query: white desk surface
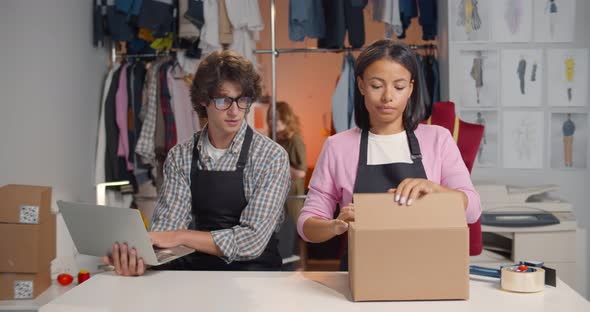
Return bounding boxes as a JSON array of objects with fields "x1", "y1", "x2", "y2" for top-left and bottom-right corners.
[{"x1": 38, "y1": 271, "x2": 589, "y2": 312}]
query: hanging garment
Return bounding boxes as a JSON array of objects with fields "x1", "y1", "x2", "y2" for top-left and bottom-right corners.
[
  {"x1": 415, "y1": 55, "x2": 431, "y2": 114},
  {"x1": 115, "y1": 0, "x2": 143, "y2": 18},
  {"x1": 184, "y1": 0, "x2": 205, "y2": 29},
  {"x1": 128, "y1": 62, "x2": 151, "y2": 184},
  {"x1": 150, "y1": 32, "x2": 174, "y2": 50},
  {"x1": 332, "y1": 55, "x2": 352, "y2": 133},
  {"x1": 105, "y1": 65, "x2": 124, "y2": 182},
  {"x1": 432, "y1": 57, "x2": 440, "y2": 105},
  {"x1": 138, "y1": 0, "x2": 174, "y2": 38},
  {"x1": 167, "y1": 66, "x2": 200, "y2": 144},
  {"x1": 106, "y1": 1, "x2": 135, "y2": 42},
  {"x1": 347, "y1": 54, "x2": 356, "y2": 129},
  {"x1": 94, "y1": 0, "x2": 108, "y2": 47},
  {"x1": 96, "y1": 63, "x2": 122, "y2": 184},
  {"x1": 517, "y1": 58, "x2": 526, "y2": 95},
  {"x1": 157, "y1": 63, "x2": 177, "y2": 153},
  {"x1": 504, "y1": 0, "x2": 523, "y2": 34},
  {"x1": 288, "y1": 0, "x2": 326, "y2": 41},
  {"x1": 318, "y1": 0, "x2": 367, "y2": 49},
  {"x1": 418, "y1": 0, "x2": 437, "y2": 40},
  {"x1": 372, "y1": 0, "x2": 403, "y2": 38},
  {"x1": 178, "y1": 0, "x2": 201, "y2": 38},
  {"x1": 225, "y1": 0, "x2": 264, "y2": 68},
  {"x1": 397, "y1": 0, "x2": 417, "y2": 39},
  {"x1": 136, "y1": 59, "x2": 167, "y2": 166},
  {"x1": 422, "y1": 54, "x2": 438, "y2": 119},
  {"x1": 531, "y1": 62, "x2": 537, "y2": 82},
  {"x1": 115, "y1": 64, "x2": 134, "y2": 170},
  {"x1": 218, "y1": 0, "x2": 233, "y2": 45}
]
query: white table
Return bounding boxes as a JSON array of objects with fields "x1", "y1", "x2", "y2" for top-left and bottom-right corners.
[{"x1": 39, "y1": 271, "x2": 590, "y2": 312}]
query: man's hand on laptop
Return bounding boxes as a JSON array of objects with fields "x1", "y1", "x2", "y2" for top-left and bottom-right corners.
[{"x1": 103, "y1": 242, "x2": 147, "y2": 276}]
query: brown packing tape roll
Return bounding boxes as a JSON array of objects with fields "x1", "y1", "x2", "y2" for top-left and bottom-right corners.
[{"x1": 500, "y1": 267, "x2": 545, "y2": 293}]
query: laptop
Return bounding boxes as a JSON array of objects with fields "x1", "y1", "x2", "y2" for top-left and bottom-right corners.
[{"x1": 57, "y1": 200, "x2": 194, "y2": 266}]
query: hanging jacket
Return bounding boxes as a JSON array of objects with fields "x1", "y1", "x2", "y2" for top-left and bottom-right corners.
[
  {"x1": 289, "y1": 0, "x2": 326, "y2": 41},
  {"x1": 318, "y1": 0, "x2": 367, "y2": 49}
]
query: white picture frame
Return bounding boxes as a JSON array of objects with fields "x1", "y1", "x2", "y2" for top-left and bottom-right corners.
[
  {"x1": 450, "y1": 0, "x2": 491, "y2": 42},
  {"x1": 533, "y1": 0, "x2": 576, "y2": 42},
  {"x1": 550, "y1": 112, "x2": 588, "y2": 169},
  {"x1": 453, "y1": 49, "x2": 499, "y2": 108},
  {"x1": 547, "y1": 49, "x2": 589, "y2": 107},
  {"x1": 460, "y1": 110, "x2": 499, "y2": 167},
  {"x1": 502, "y1": 111, "x2": 544, "y2": 168},
  {"x1": 501, "y1": 49, "x2": 544, "y2": 107},
  {"x1": 491, "y1": 0, "x2": 533, "y2": 42}
]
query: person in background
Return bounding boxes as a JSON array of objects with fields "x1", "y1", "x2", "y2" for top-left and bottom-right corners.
[
  {"x1": 297, "y1": 40, "x2": 481, "y2": 270},
  {"x1": 267, "y1": 101, "x2": 307, "y2": 222},
  {"x1": 104, "y1": 50, "x2": 291, "y2": 275}
]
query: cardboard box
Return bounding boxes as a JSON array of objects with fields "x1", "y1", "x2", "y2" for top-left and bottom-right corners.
[
  {"x1": 0, "y1": 185, "x2": 51, "y2": 224},
  {"x1": 0, "y1": 267, "x2": 51, "y2": 300},
  {"x1": 349, "y1": 193, "x2": 469, "y2": 301},
  {"x1": 0, "y1": 214, "x2": 56, "y2": 273}
]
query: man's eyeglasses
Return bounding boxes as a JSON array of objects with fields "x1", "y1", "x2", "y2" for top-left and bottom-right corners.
[{"x1": 210, "y1": 96, "x2": 253, "y2": 111}]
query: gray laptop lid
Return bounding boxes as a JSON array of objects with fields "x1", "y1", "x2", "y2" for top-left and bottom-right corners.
[{"x1": 57, "y1": 200, "x2": 160, "y2": 265}]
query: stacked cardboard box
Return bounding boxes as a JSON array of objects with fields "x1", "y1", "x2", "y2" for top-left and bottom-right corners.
[{"x1": 0, "y1": 185, "x2": 55, "y2": 300}]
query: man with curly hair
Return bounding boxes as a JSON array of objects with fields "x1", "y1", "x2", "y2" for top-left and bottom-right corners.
[{"x1": 104, "y1": 51, "x2": 291, "y2": 275}]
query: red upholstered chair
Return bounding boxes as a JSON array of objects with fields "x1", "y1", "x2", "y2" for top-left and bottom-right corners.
[{"x1": 424, "y1": 101, "x2": 483, "y2": 256}]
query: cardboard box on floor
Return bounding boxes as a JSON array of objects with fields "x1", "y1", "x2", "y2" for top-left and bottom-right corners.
[
  {"x1": 0, "y1": 185, "x2": 51, "y2": 224},
  {"x1": 349, "y1": 193, "x2": 469, "y2": 301},
  {"x1": 0, "y1": 267, "x2": 51, "y2": 300}
]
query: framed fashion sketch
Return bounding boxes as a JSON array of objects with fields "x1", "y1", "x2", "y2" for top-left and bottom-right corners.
[
  {"x1": 533, "y1": 0, "x2": 576, "y2": 42},
  {"x1": 453, "y1": 49, "x2": 499, "y2": 108},
  {"x1": 502, "y1": 111, "x2": 544, "y2": 168},
  {"x1": 547, "y1": 49, "x2": 589, "y2": 107},
  {"x1": 550, "y1": 112, "x2": 588, "y2": 169},
  {"x1": 450, "y1": 0, "x2": 491, "y2": 42},
  {"x1": 460, "y1": 110, "x2": 499, "y2": 167},
  {"x1": 501, "y1": 49, "x2": 544, "y2": 107},
  {"x1": 492, "y1": 0, "x2": 533, "y2": 42}
]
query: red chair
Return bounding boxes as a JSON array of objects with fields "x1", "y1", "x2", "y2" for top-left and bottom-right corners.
[{"x1": 424, "y1": 101, "x2": 483, "y2": 256}]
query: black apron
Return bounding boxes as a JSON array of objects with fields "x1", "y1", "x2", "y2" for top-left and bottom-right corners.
[
  {"x1": 158, "y1": 127, "x2": 282, "y2": 271},
  {"x1": 339, "y1": 128, "x2": 427, "y2": 271}
]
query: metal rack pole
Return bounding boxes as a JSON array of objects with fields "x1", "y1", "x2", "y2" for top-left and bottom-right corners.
[{"x1": 270, "y1": 0, "x2": 277, "y2": 142}]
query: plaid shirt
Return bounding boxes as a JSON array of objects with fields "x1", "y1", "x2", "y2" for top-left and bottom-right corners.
[{"x1": 150, "y1": 121, "x2": 291, "y2": 262}]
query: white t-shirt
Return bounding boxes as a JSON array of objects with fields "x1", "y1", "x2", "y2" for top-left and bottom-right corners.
[
  {"x1": 366, "y1": 131, "x2": 413, "y2": 165},
  {"x1": 204, "y1": 134, "x2": 228, "y2": 165}
]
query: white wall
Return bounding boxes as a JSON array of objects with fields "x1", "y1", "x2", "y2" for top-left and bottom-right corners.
[
  {"x1": 0, "y1": 0, "x2": 108, "y2": 276},
  {"x1": 439, "y1": 0, "x2": 590, "y2": 299}
]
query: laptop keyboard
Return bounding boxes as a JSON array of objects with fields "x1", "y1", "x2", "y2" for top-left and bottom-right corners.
[{"x1": 154, "y1": 248, "x2": 176, "y2": 262}]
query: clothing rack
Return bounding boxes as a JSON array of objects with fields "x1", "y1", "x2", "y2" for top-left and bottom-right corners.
[
  {"x1": 255, "y1": 44, "x2": 436, "y2": 56},
  {"x1": 255, "y1": 0, "x2": 438, "y2": 141},
  {"x1": 110, "y1": 44, "x2": 175, "y2": 64},
  {"x1": 254, "y1": 47, "x2": 365, "y2": 56}
]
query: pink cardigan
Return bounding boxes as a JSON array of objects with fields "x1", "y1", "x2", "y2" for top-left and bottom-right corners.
[{"x1": 297, "y1": 124, "x2": 482, "y2": 242}]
